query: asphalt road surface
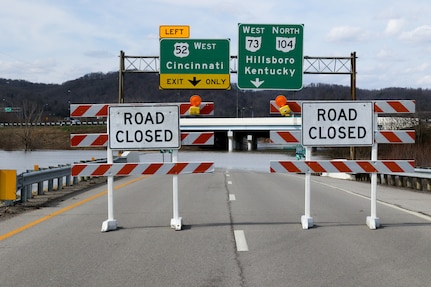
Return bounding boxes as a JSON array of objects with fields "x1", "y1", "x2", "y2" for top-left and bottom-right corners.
[{"x1": 1, "y1": 169, "x2": 430, "y2": 286}]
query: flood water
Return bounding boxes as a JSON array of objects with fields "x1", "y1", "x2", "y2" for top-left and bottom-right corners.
[
  {"x1": 0, "y1": 149, "x2": 296, "y2": 174},
  {"x1": 0, "y1": 150, "x2": 107, "y2": 174}
]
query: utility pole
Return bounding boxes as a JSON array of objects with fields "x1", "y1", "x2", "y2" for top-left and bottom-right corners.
[{"x1": 350, "y1": 52, "x2": 357, "y2": 160}]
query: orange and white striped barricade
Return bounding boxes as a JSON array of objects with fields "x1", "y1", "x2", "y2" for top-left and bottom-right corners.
[
  {"x1": 70, "y1": 132, "x2": 214, "y2": 147},
  {"x1": 269, "y1": 130, "x2": 301, "y2": 144},
  {"x1": 179, "y1": 102, "x2": 214, "y2": 116},
  {"x1": 374, "y1": 130, "x2": 415, "y2": 144},
  {"x1": 70, "y1": 102, "x2": 215, "y2": 118},
  {"x1": 269, "y1": 99, "x2": 416, "y2": 116},
  {"x1": 269, "y1": 130, "x2": 416, "y2": 145},
  {"x1": 70, "y1": 133, "x2": 109, "y2": 147},
  {"x1": 270, "y1": 160, "x2": 415, "y2": 174},
  {"x1": 373, "y1": 100, "x2": 415, "y2": 113},
  {"x1": 180, "y1": 132, "x2": 214, "y2": 145},
  {"x1": 72, "y1": 162, "x2": 214, "y2": 177},
  {"x1": 70, "y1": 104, "x2": 109, "y2": 118},
  {"x1": 270, "y1": 100, "x2": 302, "y2": 115}
]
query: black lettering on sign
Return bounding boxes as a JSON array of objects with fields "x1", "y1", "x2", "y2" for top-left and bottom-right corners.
[
  {"x1": 317, "y1": 108, "x2": 358, "y2": 121},
  {"x1": 123, "y1": 112, "x2": 165, "y2": 125},
  {"x1": 308, "y1": 126, "x2": 367, "y2": 140}
]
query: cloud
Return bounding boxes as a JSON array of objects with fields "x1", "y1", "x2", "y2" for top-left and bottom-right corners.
[
  {"x1": 325, "y1": 26, "x2": 368, "y2": 42},
  {"x1": 376, "y1": 48, "x2": 396, "y2": 59},
  {"x1": 385, "y1": 19, "x2": 405, "y2": 35},
  {"x1": 84, "y1": 50, "x2": 116, "y2": 59},
  {"x1": 400, "y1": 25, "x2": 431, "y2": 43},
  {"x1": 417, "y1": 75, "x2": 431, "y2": 86}
]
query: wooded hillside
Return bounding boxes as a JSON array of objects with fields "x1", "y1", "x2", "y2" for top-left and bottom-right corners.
[{"x1": 1, "y1": 72, "x2": 431, "y2": 121}]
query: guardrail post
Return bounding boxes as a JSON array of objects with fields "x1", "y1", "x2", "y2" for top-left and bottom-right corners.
[
  {"x1": 415, "y1": 178, "x2": 422, "y2": 190},
  {"x1": 66, "y1": 174, "x2": 71, "y2": 186},
  {"x1": 397, "y1": 176, "x2": 404, "y2": 188},
  {"x1": 406, "y1": 177, "x2": 413, "y2": 189},
  {"x1": 48, "y1": 179, "x2": 54, "y2": 191},
  {"x1": 57, "y1": 177, "x2": 63, "y2": 190},
  {"x1": 37, "y1": 182, "x2": 44, "y2": 195},
  {"x1": 389, "y1": 175, "x2": 396, "y2": 186},
  {"x1": 21, "y1": 185, "x2": 31, "y2": 202}
]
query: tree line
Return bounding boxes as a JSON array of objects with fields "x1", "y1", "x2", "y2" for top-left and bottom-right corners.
[{"x1": 1, "y1": 72, "x2": 431, "y2": 122}]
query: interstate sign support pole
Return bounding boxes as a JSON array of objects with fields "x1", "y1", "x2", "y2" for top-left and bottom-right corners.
[
  {"x1": 170, "y1": 149, "x2": 182, "y2": 230},
  {"x1": 101, "y1": 146, "x2": 118, "y2": 232},
  {"x1": 301, "y1": 146, "x2": 314, "y2": 229},
  {"x1": 366, "y1": 112, "x2": 380, "y2": 229}
]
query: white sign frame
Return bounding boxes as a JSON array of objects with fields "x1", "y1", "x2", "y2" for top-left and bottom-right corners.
[
  {"x1": 301, "y1": 101, "x2": 373, "y2": 147},
  {"x1": 109, "y1": 104, "x2": 180, "y2": 150}
]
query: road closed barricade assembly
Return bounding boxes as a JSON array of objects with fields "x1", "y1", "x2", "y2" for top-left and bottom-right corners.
[
  {"x1": 69, "y1": 103, "x2": 215, "y2": 232},
  {"x1": 270, "y1": 100, "x2": 416, "y2": 230}
]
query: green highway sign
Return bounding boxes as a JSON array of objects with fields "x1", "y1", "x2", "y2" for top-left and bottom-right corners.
[
  {"x1": 238, "y1": 24, "x2": 304, "y2": 90},
  {"x1": 159, "y1": 39, "x2": 230, "y2": 89}
]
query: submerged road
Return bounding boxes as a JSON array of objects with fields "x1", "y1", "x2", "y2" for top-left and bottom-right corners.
[{"x1": 1, "y1": 169, "x2": 431, "y2": 286}]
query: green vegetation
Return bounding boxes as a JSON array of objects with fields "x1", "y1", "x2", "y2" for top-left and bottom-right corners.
[
  {"x1": 0, "y1": 125, "x2": 106, "y2": 151},
  {"x1": 1, "y1": 73, "x2": 431, "y2": 121}
]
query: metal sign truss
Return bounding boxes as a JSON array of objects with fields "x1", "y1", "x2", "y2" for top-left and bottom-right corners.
[{"x1": 121, "y1": 54, "x2": 354, "y2": 75}]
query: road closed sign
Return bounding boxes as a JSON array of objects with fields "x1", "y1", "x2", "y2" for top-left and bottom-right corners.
[
  {"x1": 109, "y1": 105, "x2": 180, "y2": 150},
  {"x1": 302, "y1": 102, "x2": 373, "y2": 147}
]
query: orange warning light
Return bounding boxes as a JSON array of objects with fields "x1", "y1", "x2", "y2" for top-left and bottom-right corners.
[
  {"x1": 190, "y1": 95, "x2": 202, "y2": 107},
  {"x1": 275, "y1": 95, "x2": 287, "y2": 107}
]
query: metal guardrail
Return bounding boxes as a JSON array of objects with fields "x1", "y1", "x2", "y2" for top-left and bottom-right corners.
[
  {"x1": 17, "y1": 165, "x2": 72, "y2": 202},
  {"x1": 0, "y1": 121, "x2": 106, "y2": 127},
  {"x1": 355, "y1": 168, "x2": 431, "y2": 192},
  {"x1": 16, "y1": 158, "x2": 110, "y2": 203}
]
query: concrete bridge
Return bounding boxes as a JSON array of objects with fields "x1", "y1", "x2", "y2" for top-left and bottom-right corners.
[{"x1": 180, "y1": 116, "x2": 302, "y2": 151}]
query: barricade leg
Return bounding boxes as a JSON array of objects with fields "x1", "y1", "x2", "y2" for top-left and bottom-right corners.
[
  {"x1": 170, "y1": 150, "x2": 182, "y2": 230},
  {"x1": 101, "y1": 147, "x2": 117, "y2": 232},
  {"x1": 366, "y1": 124, "x2": 380, "y2": 230},
  {"x1": 301, "y1": 147, "x2": 313, "y2": 229}
]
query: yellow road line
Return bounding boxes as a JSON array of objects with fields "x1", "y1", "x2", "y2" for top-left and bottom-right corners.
[{"x1": 0, "y1": 176, "x2": 147, "y2": 241}]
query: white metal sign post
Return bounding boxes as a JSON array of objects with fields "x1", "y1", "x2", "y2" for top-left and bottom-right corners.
[
  {"x1": 301, "y1": 102, "x2": 373, "y2": 229},
  {"x1": 368, "y1": 111, "x2": 379, "y2": 229},
  {"x1": 101, "y1": 145, "x2": 117, "y2": 232},
  {"x1": 171, "y1": 150, "x2": 181, "y2": 230}
]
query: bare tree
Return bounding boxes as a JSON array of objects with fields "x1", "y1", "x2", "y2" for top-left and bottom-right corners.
[{"x1": 17, "y1": 100, "x2": 44, "y2": 151}]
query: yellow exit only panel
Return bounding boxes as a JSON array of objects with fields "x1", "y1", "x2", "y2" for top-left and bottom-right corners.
[{"x1": 159, "y1": 74, "x2": 230, "y2": 90}]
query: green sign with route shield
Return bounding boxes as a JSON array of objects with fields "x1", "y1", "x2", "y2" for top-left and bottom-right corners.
[
  {"x1": 238, "y1": 24, "x2": 304, "y2": 90},
  {"x1": 159, "y1": 39, "x2": 230, "y2": 90}
]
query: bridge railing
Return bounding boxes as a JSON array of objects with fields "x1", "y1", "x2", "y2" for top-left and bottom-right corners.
[
  {"x1": 15, "y1": 158, "x2": 108, "y2": 203},
  {"x1": 369, "y1": 168, "x2": 431, "y2": 192}
]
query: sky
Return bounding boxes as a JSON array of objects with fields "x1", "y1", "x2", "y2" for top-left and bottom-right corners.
[{"x1": 1, "y1": 0, "x2": 431, "y2": 90}]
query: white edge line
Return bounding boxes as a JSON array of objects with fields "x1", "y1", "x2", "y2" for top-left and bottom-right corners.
[{"x1": 313, "y1": 179, "x2": 431, "y2": 222}]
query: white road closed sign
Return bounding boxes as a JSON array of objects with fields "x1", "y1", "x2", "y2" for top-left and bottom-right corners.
[
  {"x1": 301, "y1": 102, "x2": 373, "y2": 147},
  {"x1": 109, "y1": 105, "x2": 180, "y2": 150}
]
